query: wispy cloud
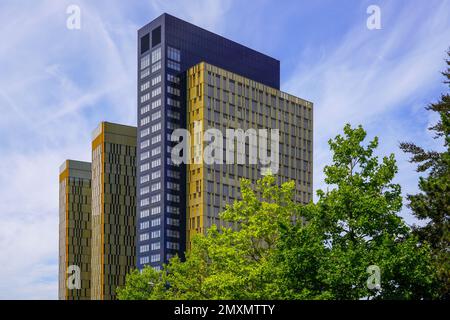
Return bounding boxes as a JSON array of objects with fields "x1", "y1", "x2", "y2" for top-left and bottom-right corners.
[
  {"x1": 283, "y1": 0, "x2": 450, "y2": 224},
  {"x1": 0, "y1": 0, "x2": 448, "y2": 299},
  {"x1": 0, "y1": 0, "x2": 139, "y2": 299}
]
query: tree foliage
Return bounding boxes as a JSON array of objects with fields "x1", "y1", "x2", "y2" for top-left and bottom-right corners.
[
  {"x1": 400, "y1": 50, "x2": 450, "y2": 299},
  {"x1": 118, "y1": 125, "x2": 439, "y2": 300}
]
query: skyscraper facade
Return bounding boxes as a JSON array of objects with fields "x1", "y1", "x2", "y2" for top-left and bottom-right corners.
[
  {"x1": 186, "y1": 62, "x2": 313, "y2": 248},
  {"x1": 58, "y1": 160, "x2": 92, "y2": 300},
  {"x1": 136, "y1": 13, "x2": 283, "y2": 270},
  {"x1": 90, "y1": 122, "x2": 137, "y2": 300}
]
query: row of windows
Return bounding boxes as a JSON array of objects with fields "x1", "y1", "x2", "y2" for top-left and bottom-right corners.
[
  {"x1": 152, "y1": 74, "x2": 162, "y2": 86},
  {"x1": 139, "y1": 242, "x2": 165, "y2": 253},
  {"x1": 140, "y1": 158, "x2": 161, "y2": 173},
  {"x1": 139, "y1": 122, "x2": 162, "y2": 137},
  {"x1": 139, "y1": 206, "x2": 162, "y2": 220},
  {"x1": 151, "y1": 47, "x2": 161, "y2": 64},
  {"x1": 167, "y1": 85, "x2": 180, "y2": 96},
  {"x1": 141, "y1": 68, "x2": 150, "y2": 79},
  {"x1": 139, "y1": 254, "x2": 160, "y2": 265},
  {"x1": 140, "y1": 98, "x2": 161, "y2": 116},
  {"x1": 167, "y1": 74, "x2": 180, "y2": 84},
  {"x1": 167, "y1": 97, "x2": 180, "y2": 108},
  {"x1": 167, "y1": 110, "x2": 180, "y2": 120},
  {"x1": 167, "y1": 46, "x2": 180, "y2": 62},
  {"x1": 167, "y1": 182, "x2": 180, "y2": 191},
  {"x1": 152, "y1": 60, "x2": 161, "y2": 73},
  {"x1": 151, "y1": 86, "x2": 161, "y2": 98},
  {"x1": 167, "y1": 60, "x2": 180, "y2": 71}
]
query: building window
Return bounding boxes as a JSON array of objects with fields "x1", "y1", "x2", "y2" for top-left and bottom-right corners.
[
  {"x1": 151, "y1": 230, "x2": 161, "y2": 239},
  {"x1": 151, "y1": 123, "x2": 161, "y2": 133},
  {"x1": 167, "y1": 242, "x2": 180, "y2": 250},
  {"x1": 140, "y1": 174, "x2": 150, "y2": 184},
  {"x1": 151, "y1": 254, "x2": 161, "y2": 263},
  {"x1": 167, "y1": 110, "x2": 180, "y2": 120},
  {"x1": 167, "y1": 98, "x2": 180, "y2": 108},
  {"x1": 141, "y1": 54, "x2": 150, "y2": 70},
  {"x1": 167, "y1": 194, "x2": 180, "y2": 203},
  {"x1": 141, "y1": 68, "x2": 150, "y2": 79},
  {"x1": 140, "y1": 209, "x2": 150, "y2": 219},
  {"x1": 167, "y1": 218, "x2": 180, "y2": 226},
  {"x1": 151, "y1": 110, "x2": 161, "y2": 121},
  {"x1": 140, "y1": 221, "x2": 149, "y2": 230},
  {"x1": 167, "y1": 182, "x2": 180, "y2": 191},
  {"x1": 140, "y1": 186, "x2": 150, "y2": 196},
  {"x1": 167, "y1": 122, "x2": 178, "y2": 130},
  {"x1": 151, "y1": 218, "x2": 161, "y2": 227},
  {"x1": 151, "y1": 159, "x2": 161, "y2": 168},
  {"x1": 167, "y1": 86, "x2": 180, "y2": 96},
  {"x1": 151, "y1": 242, "x2": 161, "y2": 251},
  {"x1": 151, "y1": 206, "x2": 161, "y2": 215},
  {"x1": 167, "y1": 206, "x2": 180, "y2": 215},
  {"x1": 151, "y1": 74, "x2": 162, "y2": 86},
  {"x1": 140, "y1": 116, "x2": 150, "y2": 126},
  {"x1": 151, "y1": 182, "x2": 161, "y2": 192},
  {"x1": 167, "y1": 60, "x2": 180, "y2": 71},
  {"x1": 167, "y1": 230, "x2": 180, "y2": 238},
  {"x1": 167, "y1": 74, "x2": 180, "y2": 84},
  {"x1": 141, "y1": 81, "x2": 150, "y2": 92},
  {"x1": 140, "y1": 163, "x2": 150, "y2": 173},
  {"x1": 141, "y1": 93, "x2": 150, "y2": 103},
  {"x1": 167, "y1": 46, "x2": 181, "y2": 62},
  {"x1": 151, "y1": 194, "x2": 161, "y2": 203},
  {"x1": 151, "y1": 170, "x2": 161, "y2": 180},
  {"x1": 151, "y1": 134, "x2": 161, "y2": 144},
  {"x1": 167, "y1": 170, "x2": 180, "y2": 179},
  {"x1": 140, "y1": 128, "x2": 150, "y2": 138},
  {"x1": 140, "y1": 139, "x2": 150, "y2": 150},
  {"x1": 140, "y1": 256, "x2": 149, "y2": 265},
  {"x1": 151, "y1": 47, "x2": 161, "y2": 64},
  {"x1": 151, "y1": 60, "x2": 161, "y2": 73},
  {"x1": 152, "y1": 98, "x2": 162, "y2": 109},
  {"x1": 151, "y1": 146, "x2": 161, "y2": 156},
  {"x1": 140, "y1": 232, "x2": 149, "y2": 241},
  {"x1": 140, "y1": 151, "x2": 150, "y2": 161},
  {"x1": 140, "y1": 104, "x2": 150, "y2": 115},
  {"x1": 152, "y1": 26, "x2": 161, "y2": 47},
  {"x1": 151, "y1": 86, "x2": 161, "y2": 98},
  {"x1": 140, "y1": 245, "x2": 149, "y2": 253}
]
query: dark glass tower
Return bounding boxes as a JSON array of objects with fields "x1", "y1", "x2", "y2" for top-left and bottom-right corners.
[{"x1": 136, "y1": 13, "x2": 280, "y2": 270}]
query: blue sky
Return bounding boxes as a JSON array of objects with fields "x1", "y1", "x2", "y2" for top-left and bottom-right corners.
[{"x1": 0, "y1": 0, "x2": 449, "y2": 299}]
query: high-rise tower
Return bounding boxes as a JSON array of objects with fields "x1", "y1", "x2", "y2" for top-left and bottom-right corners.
[
  {"x1": 90, "y1": 122, "x2": 137, "y2": 300},
  {"x1": 136, "y1": 14, "x2": 312, "y2": 269},
  {"x1": 58, "y1": 160, "x2": 92, "y2": 300},
  {"x1": 136, "y1": 13, "x2": 283, "y2": 270}
]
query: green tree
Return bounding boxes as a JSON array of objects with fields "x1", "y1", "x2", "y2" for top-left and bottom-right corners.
[
  {"x1": 399, "y1": 50, "x2": 450, "y2": 299},
  {"x1": 118, "y1": 125, "x2": 438, "y2": 300},
  {"x1": 118, "y1": 175, "x2": 301, "y2": 300},
  {"x1": 276, "y1": 124, "x2": 437, "y2": 299}
]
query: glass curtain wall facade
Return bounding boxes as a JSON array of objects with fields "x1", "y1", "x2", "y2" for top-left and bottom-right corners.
[
  {"x1": 91, "y1": 122, "x2": 137, "y2": 300},
  {"x1": 137, "y1": 13, "x2": 281, "y2": 270},
  {"x1": 186, "y1": 62, "x2": 313, "y2": 248},
  {"x1": 58, "y1": 160, "x2": 92, "y2": 300}
]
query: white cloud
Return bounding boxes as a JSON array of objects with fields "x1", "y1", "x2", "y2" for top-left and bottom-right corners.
[
  {"x1": 0, "y1": 0, "x2": 232, "y2": 300},
  {"x1": 283, "y1": 0, "x2": 450, "y2": 225},
  {"x1": 0, "y1": 0, "x2": 138, "y2": 299}
]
